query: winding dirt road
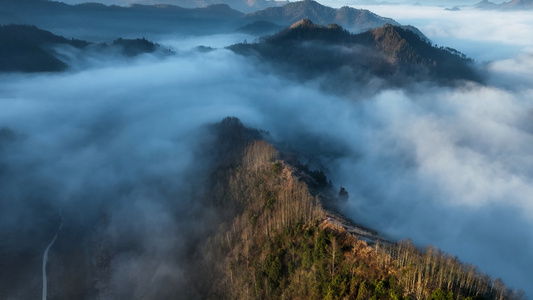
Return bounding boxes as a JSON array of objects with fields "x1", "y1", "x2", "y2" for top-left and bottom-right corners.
[{"x1": 42, "y1": 214, "x2": 63, "y2": 300}]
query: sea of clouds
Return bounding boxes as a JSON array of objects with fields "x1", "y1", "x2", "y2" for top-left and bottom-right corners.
[{"x1": 0, "y1": 2, "x2": 532, "y2": 297}]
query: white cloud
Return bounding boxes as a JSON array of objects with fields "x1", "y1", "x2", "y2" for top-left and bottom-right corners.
[{"x1": 318, "y1": 3, "x2": 533, "y2": 62}]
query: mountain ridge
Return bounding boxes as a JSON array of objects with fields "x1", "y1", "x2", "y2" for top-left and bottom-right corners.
[
  {"x1": 229, "y1": 19, "x2": 480, "y2": 92},
  {"x1": 193, "y1": 117, "x2": 522, "y2": 299},
  {"x1": 475, "y1": 0, "x2": 533, "y2": 9},
  {"x1": 0, "y1": 0, "x2": 245, "y2": 38},
  {"x1": 244, "y1": 0, "x2": 400, "y2": 32},
  {"x1": 0, "y1": 24, "x2": 88, "y2": 72},
  {"x1": 0, "y1": 24, "x2": 165, "y2": 73},
  {"x1": 0, "y1": 116, "x2": 524, "y2": 299}
]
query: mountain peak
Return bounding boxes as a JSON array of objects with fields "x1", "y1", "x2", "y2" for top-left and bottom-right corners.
[
  {"x1": 475, "y1": 0, "x2": 499, "y2": 8},
  {"x1": 301, "y1": 0, "x2": 322, "y2": 5},
  {"x1": 267, "y1": 19, "x2": 351, "y2": 43},
  {"x1": 289, "y1": 18, "x2": 317, "y2": 29},
  {"x1": 244, "y1": 0, "x2": 400, "y2": 32},
  {"x1": 297, "y1": 0, "x2": 325, "y2": 7},
  {"x1": 230, "y1": 22, "x2": 480, "y2": 86},
  {"x1": 199, "y1": 118, "x2": 516, "y2": 300}
]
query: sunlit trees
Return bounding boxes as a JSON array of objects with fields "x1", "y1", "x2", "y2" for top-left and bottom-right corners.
[{"x1": 195, "y1": 120, "x2": 522, "y2": 300}]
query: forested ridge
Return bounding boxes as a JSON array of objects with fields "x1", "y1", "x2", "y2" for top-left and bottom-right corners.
[
  {"x1": 191, "y1": 117, "x2": 524, "y2": 300},
  {"x1": 0, "y1": 24, "x2": 163, "y2": 72},
  {"x1": 0, "y1": 24, "x2": 87, "y2": 72},
  {"x1": 229, "y1": 20, "x2": 481, "y2": 88}
]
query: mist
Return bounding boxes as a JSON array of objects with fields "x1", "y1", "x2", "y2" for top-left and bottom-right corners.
[
  {"x1": 341, "y1": 3, "x2": 533, "y2": 62},
  {"x1": 1, "y1": 4, "x2": 533, "y2": 298}
]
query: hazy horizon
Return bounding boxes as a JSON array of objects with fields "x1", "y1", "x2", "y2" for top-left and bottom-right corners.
[{"x1": 55, "y1": 0, "x2": 512, "y2": 7}]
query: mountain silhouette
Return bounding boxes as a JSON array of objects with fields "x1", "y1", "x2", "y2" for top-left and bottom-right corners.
[
  {"x1": 0, "y1": 25, "x2": 166, "y2": 73},
  {"x1": 0, "y1": 24, "x2": 88, "y2": 72},
  {"x1": 244, "y1": 0, "x2": 398, "y2": 32},
  {"x1": 229, "y1": 20, "x2": 480, "y2": 90}
]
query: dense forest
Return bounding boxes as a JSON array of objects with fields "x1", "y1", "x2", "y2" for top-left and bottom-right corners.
[
  {"x1": 229, "y1": 20, "x2": 481, "y2": 89},
  {"x1": 0, "y1": 24, "x2": 87, "y2": 72},
  {"x1": 180, "y1": 117, "x2": 524, "y2": 300}
]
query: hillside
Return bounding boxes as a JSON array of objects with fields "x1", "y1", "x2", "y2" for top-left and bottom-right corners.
[
  {"x1": 0, "y1": 25, "x2": 165, "y2": 73},
  {"x1": 0, "y1": 24, "x2": 88, "y2": 72},
  {"x1": 242, "y1": 1, "x2": 428, "y2": 40},
  {"x1": 229, "y1": 20, "x2": 480, "y2": 91},
  {"x1": 243, "y1": 0, "x2": 399, "y2": 32},
  {"x1": 122, "y1": 0, "x2": 288, "y2": 13},
  {"x1": 0, "y1": 0, "x2": 429, "y2": 41},
  {"x1": 191, "y1": 117, "x2": 522, "y2": 299},
  {"x1": 0, "y1": 117, "x2": 524, "y2": 299}
]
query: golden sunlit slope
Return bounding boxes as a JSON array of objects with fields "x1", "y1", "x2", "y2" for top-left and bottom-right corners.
[{"x1": 191, "y1": 117, "x2": 523, "y2": 300}]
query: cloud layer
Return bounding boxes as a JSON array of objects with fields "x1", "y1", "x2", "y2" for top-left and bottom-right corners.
[
  {"x1": 1, "y1": 6, "x2": 533, "y2": 297},
  {"x1": 341, "y1": 3, "x2": 533, "y2": 62}
]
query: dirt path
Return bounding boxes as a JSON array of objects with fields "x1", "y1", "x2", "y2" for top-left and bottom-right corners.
[{"x1": 42, "y1": 213, "x2": 63, "y2": 300}]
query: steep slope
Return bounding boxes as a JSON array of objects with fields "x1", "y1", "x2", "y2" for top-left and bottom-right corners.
[
  {"x1": 229, "y1": 20, "x2": 480, "y2": 91},
  {"x1": 243, "y1": 0, "x2": 399, "y2": 32},
  {"x1": 0, "y1": 25, "x2": 166, "y2": 73},
  {"x1": 362, "y1": 24, "x2": 476, "y2": 79},
  {"x1": 0, "y1": 117, "x2": 523, "y2": 299},
  {"x1": 0, "y1": 24, "x2": 88, "y2": 72},
  {"x1": 193, "y1": 117, "x2": 522, "y2": 300}
]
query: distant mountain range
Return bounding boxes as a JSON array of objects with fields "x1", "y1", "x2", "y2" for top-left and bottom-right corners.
[
  {"x1": 0, "y1": 0, "x2": 422, "y2": 39},
  {"x1": 0, "y1": 0, "x2": 441, "y2": 76},
  {"x1": 229, "y1": 19, "x2": 479, "y2": 91},
  {"x1": 121, "y1": 0, "x2": 288, "y2": 13},
  {"x1": 0, "y1": 0, "x2": 245, "y2": 38},
  {"x1": 475, "y1": 0, "x2": 533, "y2": 9},
  {"x1": 0, "y1": 18, "x2": 464, "y2": 83},
  {"x1": 242, "y1": 0, "x2": 429, "y2": 40},
  {"x1": 348, "y1": 0, "x2": 397, "y2": 4},
  {"x1": 244, "y1": 0, "x2": 399, "y2": 32}
]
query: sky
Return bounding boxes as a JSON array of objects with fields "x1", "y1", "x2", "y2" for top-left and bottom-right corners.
[{"x1": 1, "y1": 0, "x2": 533, "y2": 298}]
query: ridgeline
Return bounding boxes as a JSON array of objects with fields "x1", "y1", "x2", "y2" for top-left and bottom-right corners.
[{"x1": 190, "y1": 117, "x2": 523, "y2": 300}]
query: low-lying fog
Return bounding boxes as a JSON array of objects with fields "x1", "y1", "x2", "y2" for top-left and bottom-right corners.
[
  {"x1": 1, "y1": 4, "x2": 532, "y2": 297},
  {"x1": 345, "y1": 3, "x2": 533, "y2": 62}
]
